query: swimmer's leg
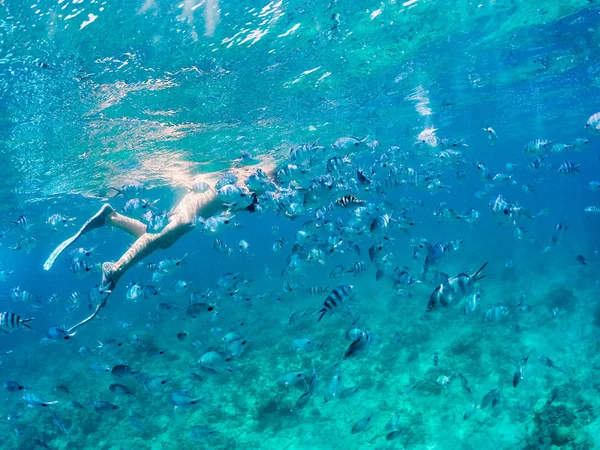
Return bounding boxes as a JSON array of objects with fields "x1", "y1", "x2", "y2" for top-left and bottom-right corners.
[
  {"x1": 100, "y1": 218, "x2": 195, "y2": 292},
  {"x1": 43, "y1": 204, "x2": 147, "y2": 270}
]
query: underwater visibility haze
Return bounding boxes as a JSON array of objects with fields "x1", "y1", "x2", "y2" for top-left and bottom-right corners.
[{"x1": 2, "y1": 0, "x2": 600, "y2": 448}]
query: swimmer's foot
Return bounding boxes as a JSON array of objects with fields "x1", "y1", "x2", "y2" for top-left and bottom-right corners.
[
  {"x1": 43, "y1": 204, "x2": 115, "y2": 271},
  {"x1": 99, "y1": 262, "x2": 118, "y2": 294},
  {"x1": 80, "y1": 204, "x2": 115, "y2": 235}
]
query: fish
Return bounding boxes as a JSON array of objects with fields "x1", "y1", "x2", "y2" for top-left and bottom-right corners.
[
  {"x1": 463, "y1": 403, "x2": 477, "y2": 421},
  {"x1": 52, "y1": 411, "x2": 68, "y2": 434},
  {"x1": 168, "y1": 392, "x2": 207, "y2": 409},
  {"x1": 584, "y1": 206, "x2": 600, "y2": 213},
  {"x1": 4, "y1": 381, "x2": 25, "y2": 392},
  {"x1": 272, "y1": 237, "x2": 286, "y2": 253},
  {"x1": 370, "y1": 213, "x2": 392, "y2": 235},
  {"x1": 277, "y1": 371, "x2": 306, "y2": 388},
  {"x1": 109, "y1": 383, "x2": 135, "y2": 396},
  {"x1": 538, "y1": 355, "x2": 566, "y2": 373},
  {"x1": 157, "y1": 254, "x2": 187, "y2": 273},
  {"x1": 22, "y1": 393, "x2": 58, "y2": 408},
  {"x1": 343, "y1": 330, "x2": 372, "y2": 359},
  {"x1": 351, "y1": 413, "x2": 372, "y2": 434},
  {"x1": 216, "y1": 172, "x2": 238, "y2": 190},
  {"x1": 123, "y1": 198, "x2": 156, "y2": 213},
  {"x1": 9, "y1": 215, "x2": 30, "y2": 231},
  {"x1": 10, "y1": 237, "x2": 37, "y2": 252},
  {"x1": 551, "y1": 218, "x2": 568, "y2": 246},
  {"x1": 290, "y1": 338, "x2": 321, "y2": 353},
  {"x1": 33, "y1": 439, "x2": 50, "y2": 448},
  {"x1": 185, "y1": 302, "x2": 218, "y2": 320},
  {"x1": 585, "y1": 112, "x2": 600, "y2": 135},
  {"x1": 125, "y1": 282, "x2": 144, "y2": 302},
  {"x1": 463, "y1": 292, "x2": 480, "y2": 315},
  {"x1": 516, "y1": 294, "x2": 532, "y2": 313},
  {"x1": 385, "y1": 412, "x2": 400, "y2": 432},
  {"x1": 347, "y1": 261, "x2": 368, "y2": 276},
  {"x1": 291, "y1": 368, "x2": 318, "y2": 411},
  {"x1": 110, "y1": 182, "x2": 144, "y2": 197},
  {"x1": 317, "y1": 285, "x2": 354, "y2": 321},
  {"x1": 217, "y1": 184, "x2": 248, "y2": 205},
  {"x1": 191, "y1": 181, "x2": 211, "y2": 193},
  {"x1": 170, "y1": 280, "x2": 192, "y2": 295},
  {"x1": 11, "y1": 287, "x2": 41, "y2": 306},
  {"x1": 437, "y1": 375, "x2": 452, "y2": 387},
  {"x1": 458, "y1": 373, "x2": 471, "y2": 393},
  {"x1": 333, "y1": 136, "x2": 361, "y2": 150},
  {"x1": 324, "y1": 367, "x2": 344, "y2": 402},
  {"x1": 557, "y1": 161, "x2": 580, "y2": 175},
  {"x1": 176, "y1": 331, "x2": 188, "y2": 341},
  {"x1": 482, "y1": 304, "x2": 510, "y2": 323},
  {"x1": 238, "y1": 240, "x2": 250, "y2": 253},
  {"x1": 189, "y1": 426, "x2": 219, "y2": 440},
  {"x1": 47, "y1": 327, "x2": 76, "y2": 340},
  {"x1": 305, "y1": 285, "x2": 329, "y2": 296},
  {"x1": 576, "y1": 255, "x2": 587, "y2": 265},
  {"x1": 386, "y1": 429, "x2": 403, "y2": 441},
  {"x1": 483, "y1": 126, "x2": 497, "y2": 141},
  {"x1": 474, "y1": 162, "x2": 492, "y2": 181},
  {"x1": 199, "y1": 349, "x2": 232, "y2": 373},
  {"x1": 289, "y1": 308, "x2": 317, "y2": 325},
  {"x1": 0, "y1": 312, "x2": 33, "y2": 332},
  {"x1": 480, "y1": 388, "x2": 502, "y2": 409},
  {"x1": 427, "y1": 262, "x2": 488, "y2": 311},
  {"x1": 92, "y1": 400, "x2": 120, "y2": 414},
  {"x1": 214, "y1": 239, "x2": 234, "y2": 256},
  {"x1": 111, "y1": 364, "x2": 137, "y2": 378},
  {"x1": 523, "y1": 139, "x2": 551, "y2": 156},
  {"x1": 336, "y1": 195, "x2": 366, "y2": 208}
]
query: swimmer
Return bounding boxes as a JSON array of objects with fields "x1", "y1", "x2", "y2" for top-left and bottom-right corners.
[{"x1": 44, "y1": 159, "x2": 278, "y2": 332}]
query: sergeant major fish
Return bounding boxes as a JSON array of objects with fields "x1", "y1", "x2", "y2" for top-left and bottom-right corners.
[
  {"x1": 0, "y1": 312, "x2": 33, "y2": 333},
  {"x1": 558, "y1": 161, "x2": 580, "y2": 175},
  {"x1": 317, "y1": 285, "x2": 354, "y2": 321},
  {"x1": 585, "y1": 112, "x2": 600, "y2": 135},
  {"x1": 427, "y1": 262, "x2": 488, "y2": 311}
]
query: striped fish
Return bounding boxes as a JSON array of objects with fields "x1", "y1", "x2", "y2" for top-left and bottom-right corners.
[
  {"x1": 0, "y1": 312, "x2": 33, "y2": 332},
  {"x1": 370, "y1": 214, "x2": 392, "y2": 234},
  {"x1": 71, "y1": 260, "x2": 91, "y2": 277},
  {"x1": 523, "y1": 139, "x2": 551, "y2": 156},
  {"x1": 215, "y1": 172, "x2": 238, "y2": 191},
  {"x1": 213, "y1": 239, "x2": 234, "y2": 256},
  {"x1": 317, "y1": 285, "x2": 354, "y2": 321},
  {"x1": 558, "y1": 161, "x2": 581, "y2": 175},
  {"x1": 9, "y1": 215, "x2": 29, "y2": 231},
  {"x1": 336, "y1": 195, "x2": 366, "y2": 208},
  {"x1": 272, "y1": 238, "x2": 286, "y2": 253},
  {"x1": 10, "y1": 287, "x2": 40, "y2": 306},
  {"x1": 347, "y1": 261, "x2": 368, "y2": 276},
  {"x1": 585, "y1": 112, "x2": 600, "y2": 135},
  {"x1": 326, "y1": 156, "x2": 349, "y2": 174},
  {"x1": 584, "y1": 206, "x2": 600, "y2": 213},
  {"x1": 305, "y1": 285, "x2": 329, "y2": 296}
]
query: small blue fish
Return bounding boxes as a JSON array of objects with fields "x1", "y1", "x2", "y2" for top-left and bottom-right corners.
[{"x1": 47, "y1": 327, "x2": 76, "y2": 340}]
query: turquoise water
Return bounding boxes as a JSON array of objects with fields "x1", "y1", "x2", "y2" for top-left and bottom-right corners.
[{"x1": 1, "y1": 1, "x2": 600, "y2": 449}]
